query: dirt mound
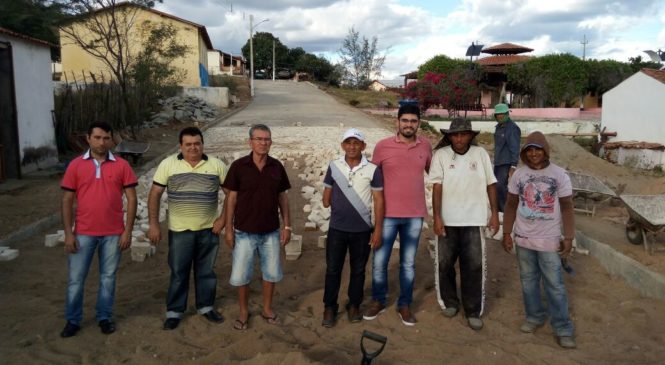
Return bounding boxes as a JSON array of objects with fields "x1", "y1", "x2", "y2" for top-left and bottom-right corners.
[{"x1": 547, "y1": 134, "x2": 662, "y2": 195}]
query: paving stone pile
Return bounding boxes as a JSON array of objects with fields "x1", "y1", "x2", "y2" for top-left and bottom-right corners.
[{"x1": 143, "y1": 96, "x2": 219, "y2": 128}]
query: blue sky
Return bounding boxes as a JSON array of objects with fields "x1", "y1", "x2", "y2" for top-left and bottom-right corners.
[{"x1": 155, "y1": 0, "x2": 665, "y2": 78}]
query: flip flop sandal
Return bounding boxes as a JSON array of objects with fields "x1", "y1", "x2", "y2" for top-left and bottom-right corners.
[
  {"x1": 233, "y1": 315, "x2": 250, "y2": 330},
  {"x1": 261, "y1": 313, "x2": 280, "y2": 325}
]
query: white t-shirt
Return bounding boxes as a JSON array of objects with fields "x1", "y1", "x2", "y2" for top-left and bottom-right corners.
[
  {"x1": 508, "y1": 163, "x2": 572, "y2": 252},
  {"x1": 429, "y1": 145, "x2": 497, "y2": 226}
]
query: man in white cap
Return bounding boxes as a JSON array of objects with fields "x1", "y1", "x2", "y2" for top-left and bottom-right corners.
[
  {"x1": 493, "y1": 103, "x2": 521, "y2": 212},
  {"x1": 321, "y1": 128, "x2": 384, "y2": 328}
]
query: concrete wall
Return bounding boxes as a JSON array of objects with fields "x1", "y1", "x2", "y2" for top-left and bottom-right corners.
[
  {"x1": 576, "y1": 231, "x2": 665, "y2": 300},
  {"x1": 603, "y1": 147, "x2": 665, "y2": 170},
  {"x1": 208, "y1": 51, "x2": 221, "y2": 75},
  {"x1": 0, "y1": 33, "x2": 57, "y2": 173},
  {"x1": 602, "y1": 72, "x2": 665, "y2": 142},
  {"x1": 60, "y1": 6, "x2": 208, "y2": 87},
  {"x1": 427, "y1": 119, "x2": 599, "y2": 135},
  {"x1": 182, "y1": 87, "x2": 229, "y2": 109}
]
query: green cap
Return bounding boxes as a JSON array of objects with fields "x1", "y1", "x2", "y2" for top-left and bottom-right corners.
[{"x1": 494, "y1": 103, "x2": 509, "y2": 115}]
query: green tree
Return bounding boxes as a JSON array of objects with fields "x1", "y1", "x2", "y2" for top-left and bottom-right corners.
[
  {"x1": 128, "y1": 21, "x2": 188, "y2": 124},
  {"x1": 628, "y1": 55, "x2": 662, "y2": 73},
  {"x1": 507, "y1": 54, "x2": 586, "y2": 107},
  {"x1": 59, "y1": 0, "x2": 165, "y2": 127},
  {"x1": 0, "y1": 0, "x2": 70, "y2": 59},
  {"x1": 241, "y1": 32, "x2": 289, "y2": 72},
  {"x1": 338, "y1": 27, "x2": 387, "y2": 89},
  {"x1": 286, "y1": 46, "x2": 306, "y2": 69},
  {"x1": 417, "y1": 55, "x2": 478, "y2": 79},
  {"x1": 584, "y1": 59, "x2": 634, "y2": 97},
  {"x1": 294, "y1": 53, "x2": 337, "y2": 83}
]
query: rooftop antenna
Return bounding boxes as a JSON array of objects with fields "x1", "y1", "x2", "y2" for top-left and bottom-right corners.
[{"x1": 643, "y1": 49, "x2": 665, "y2": 70}]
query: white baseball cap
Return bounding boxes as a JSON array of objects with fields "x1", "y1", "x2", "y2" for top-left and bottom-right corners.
[{"x1": 342, "y1": 128, "x2": 365, "y2": 142}]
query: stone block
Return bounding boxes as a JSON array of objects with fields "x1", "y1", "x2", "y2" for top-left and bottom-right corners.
[
  {"x1": 285, "y1": 234, "x2": 302, "y2": 260},
  {"x1": 131, "y1": 242, "x2": 153, "y2": 257},
  {"x1": 304, "y1": 222, "x2": 318, "y2": 231},
  {"x1": 318, "y1": 221, "x2": 329, "y2": 233},
  {"x1": 0, "y1": 248, "x2": 19, "y2": 261},
  {"x1": 44, "y1": 234, "x2": 62, "y2": 247},
  {"x1": 320, "y1": 208, "x2": 331, "y2": 220},
  {"x1": 303, "y1": 204, "x2": 312, "y2": 213},
  {"x1": 318, "y1": 235, "x2": 327, "y2": 248},
  {"x1": 422, "y1": 222, "x2": 429, "y2": 230},
  {"x1": 131, "y1": 251, "x2": 147, "y2": 262}
]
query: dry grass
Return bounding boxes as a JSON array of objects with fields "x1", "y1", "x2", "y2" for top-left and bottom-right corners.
[{"x1": 318, "y1": 84, "x2": 401, "y2": 109}]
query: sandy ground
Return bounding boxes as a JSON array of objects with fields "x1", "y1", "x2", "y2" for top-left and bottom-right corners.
[{"x1": 2, "y1": 120, "x2": 665, "y2": 364}]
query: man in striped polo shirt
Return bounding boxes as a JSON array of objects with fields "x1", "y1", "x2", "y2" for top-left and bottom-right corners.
[
  {"x1": 321, "y1": 128, "x2": 384, "y2": 327},
  {"x1": 148, "y1": 127, "x2": 227, "y2": 330}
]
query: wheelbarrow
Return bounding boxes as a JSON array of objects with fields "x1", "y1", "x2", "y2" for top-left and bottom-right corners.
[
  {"x1": 568, "y1": 171, "x2": 616, "y2": 217},
  {"x1": 115, "y1": 140, "x2": 150, "y2": 165},
  {"x1": 621, "y1": 194, "x2": 665, "y2": 255}
]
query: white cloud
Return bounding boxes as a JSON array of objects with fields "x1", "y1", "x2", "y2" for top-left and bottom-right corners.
[{"x1": 154, "y1": 0, "x2": 665, "y2": 78}]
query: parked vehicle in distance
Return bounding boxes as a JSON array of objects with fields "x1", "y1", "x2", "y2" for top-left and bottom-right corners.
[
  {"x1": 276, "y1": 68, "x2": 293, "y2": 79},
  {"x1": 254, "y1": 69, "x2": 266, "y2": 79}
]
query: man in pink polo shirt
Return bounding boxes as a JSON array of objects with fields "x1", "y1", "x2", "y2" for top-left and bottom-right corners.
[
  {"x1": 60, "y1": 122, "x2": 138, "y2": 338},
  {"x1": 363, "y1": 104, "x2": 432, "y2": 326}
]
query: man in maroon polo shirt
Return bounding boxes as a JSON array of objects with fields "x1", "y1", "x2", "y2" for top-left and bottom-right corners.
[
  {"x1": 223, "y1": 124, "x2": 291, "y2": 330},
  {"x1": 60, "y1": 122, "x2": 138, "y2": 338}
]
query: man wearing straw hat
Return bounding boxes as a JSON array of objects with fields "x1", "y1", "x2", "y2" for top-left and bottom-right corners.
[{"x1": 430, "y1": 117, "x2": 499, "y2": 331}]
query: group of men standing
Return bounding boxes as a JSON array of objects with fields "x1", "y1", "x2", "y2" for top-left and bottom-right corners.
[
  {"x1": 60, "y1": 123, "x2": 290, "y2": 336},
  {"x1": 59, "y1": 102, "x2": 576, "y2": 349}
]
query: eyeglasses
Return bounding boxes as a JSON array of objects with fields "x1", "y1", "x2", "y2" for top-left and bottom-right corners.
[
  {"x1": 251, "y1": 137, "x2": 272, "y2": 142},
  {"x1": 399, "y1": 118, "x2": 419, "y2": 124}
]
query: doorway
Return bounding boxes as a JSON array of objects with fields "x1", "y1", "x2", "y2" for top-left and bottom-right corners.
[{"x1": 0, "y1": 41, "x2": 21, "y2": 179}]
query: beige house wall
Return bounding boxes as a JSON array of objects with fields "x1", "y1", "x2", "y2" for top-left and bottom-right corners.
[{"x1": 60, "y1": 6, "x2": 209, "y2": 87}]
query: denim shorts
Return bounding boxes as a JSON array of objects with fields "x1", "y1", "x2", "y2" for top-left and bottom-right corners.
[{"x1": 229, "y1": 229, "x2": 282, "y2": 286}]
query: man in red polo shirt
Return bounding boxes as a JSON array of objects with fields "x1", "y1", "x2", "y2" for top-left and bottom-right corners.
[
  {"x1": 364, "y1": 104, "x2": 432, "y2": 326},
  {"x1": 60, "y1": 122, "x2": 138, "y2": 338},
  {"x1": 223, "y1": 124, "x2": 291, "y2": 330}
]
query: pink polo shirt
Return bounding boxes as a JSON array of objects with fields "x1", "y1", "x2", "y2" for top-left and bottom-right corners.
[
  {"x1": 61, "y1": 151, "x2": 138, "y2": 236},
  {"x1": 372, "y1": 134, "x2": 432, "y2": 217}
]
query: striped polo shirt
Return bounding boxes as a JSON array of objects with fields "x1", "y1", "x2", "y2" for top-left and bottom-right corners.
[
  {"x1": 153, "y1": 153, "x2": 226, "y2": 232},
  {"x1": 323, "y1": 155, "x2": 383, "y2": 232}
]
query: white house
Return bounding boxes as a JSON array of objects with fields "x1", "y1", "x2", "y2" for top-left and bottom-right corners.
[
  {"x1": 0, "y1": 27, "x2": 58, "y2": 180},
  {"x1": 601, "y1": 68, "x2": 665, "y2": 169}
]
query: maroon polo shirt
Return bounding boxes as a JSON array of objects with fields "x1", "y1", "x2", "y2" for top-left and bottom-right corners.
[{"x1": 223, "y1": 152, "x2": 291, "y2": 233}]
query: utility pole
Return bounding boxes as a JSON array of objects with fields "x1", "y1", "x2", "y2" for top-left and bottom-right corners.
[
  {"x1": 249, "y1": 14, "x2": 254, "y2": 97},
  {"x1": 580, "y1": 34, "x2": 589, "y2": 110},
  {"x1": 272, "y1": 39, "x2": 276, "y2": 81}
]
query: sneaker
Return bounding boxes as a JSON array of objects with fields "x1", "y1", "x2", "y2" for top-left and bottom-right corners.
[
  {"x1": 467, "y1": 317, "x2": 484, "y2": 330},
  {"x1": 520, "y1": 321, "x2": 543, "y2": 333},
  {"x1": 322, "y1": 307, "x2": 337, "y2": 328},
  {"x1": 362, "y1": 301, "x2": 386, "y2": 321},
  {"x1": 557, "y1": 336, "x2": 577, "y2": 349},
  {"x1": 346, "y1": 305, "x2": 362, "y2": 323},
  {"x1": 397, "y1": 306, "x2": 417, "y2": 326},
  {"x1": 442, "y1": 307, "x2": 459, "y2": 318},
  {"x1": 60, "y1": 321, "x2": 80, "y2": 338}
]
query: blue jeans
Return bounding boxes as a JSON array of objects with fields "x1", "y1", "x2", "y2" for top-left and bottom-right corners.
[
  {"x1": 65, "y1": 234, "x2": 121, "y2": 325},
  {"x1": 494, "y1": 164, "x2": 511, "y2": 213},
  {"x1": 371, "y1": 217, "x2": 423, "y2": 308},
  {"x1": 516, "y1": 246, "x2": 574, "y2": 337},
  {"x1": 166, "y1": 229, "x2": 219, "y2": 318}
]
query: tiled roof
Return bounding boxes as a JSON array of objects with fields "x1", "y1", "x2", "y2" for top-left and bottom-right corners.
[
  {"x1": 641, "y1": 68, "x2": 665, "y2": 85},
  {"x1": 0, "y1": 27, "x2": 58, "y2": 48},
  {"x1": 476, "y1": 55, "x2": 530, "y2": 66},
  {"x1": 481, "y1": 43, "x2": 533, "y2": 55}
]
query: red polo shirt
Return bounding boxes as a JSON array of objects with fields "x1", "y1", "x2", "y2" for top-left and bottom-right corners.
[
  {"x1": 372, "y1": 134, "x2": 432, "y2": 218},
  {"x1": 222, "y1": 152, "x2": 291, "y2": 233},
  {"x1": 61, "y1": 151, "x2": 138, "y2": 235}
]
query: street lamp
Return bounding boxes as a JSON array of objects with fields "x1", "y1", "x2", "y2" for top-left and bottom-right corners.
[{"x1": 249, "y1": 15, "x2": 269, "y2": 97}]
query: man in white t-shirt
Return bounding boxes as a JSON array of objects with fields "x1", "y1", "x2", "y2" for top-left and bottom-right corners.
[
  {"x1": 430, "y1": 117, "x2": 499, "y2": 331},
  {"x1": 501, "y1": 131, "x2": 576, "y2": 349}
]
